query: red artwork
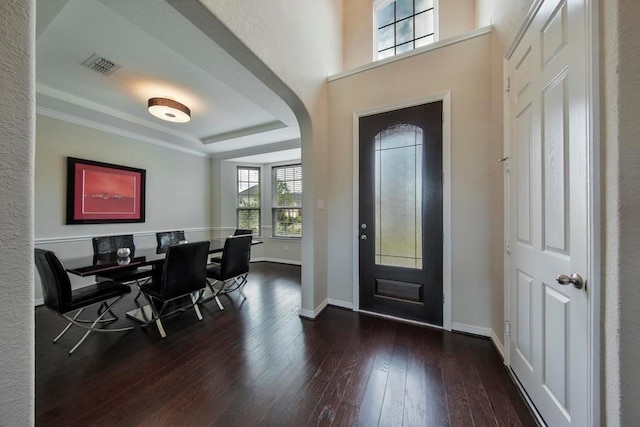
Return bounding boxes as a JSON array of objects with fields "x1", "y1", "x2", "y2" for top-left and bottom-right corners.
[{"x1": 67, "y1": 158, "x2": 146, "y2": 224}]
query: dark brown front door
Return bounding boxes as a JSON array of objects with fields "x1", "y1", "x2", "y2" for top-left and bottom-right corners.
[{"x1": 359, "y1": 101, "x2": 443, "y2": 325}]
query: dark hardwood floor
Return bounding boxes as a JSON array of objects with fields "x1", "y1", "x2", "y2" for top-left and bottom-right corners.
[{"x1": 35, "y1": 262, "x2": 536, "y2": 426}]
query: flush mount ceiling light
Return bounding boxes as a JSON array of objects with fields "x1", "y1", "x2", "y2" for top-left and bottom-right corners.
[{"x1": 147, "y1": 97, "x2": 191, "y2": 123}]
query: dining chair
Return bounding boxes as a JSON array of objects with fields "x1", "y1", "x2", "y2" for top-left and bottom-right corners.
[
  {"x1": 205, "y1": 235, "x2": 252, "y2": 311},
  {"x1": 210, "y1": 228, "x2": 253, "y2": 264},
  {"x1": 137, "y1": 241, "x2": 210, "y2": 338},
  {"x1": 92, "y1": 234, "x2": 154, "y2": 301},
  {"x1": 233, "y1": 228, "x2": 253, "y2": 236},
  {"x1": 34, "y1": 249, "x2": 133, "y2": 354},
  {"x1": 155, "y1": 230, "x2": 186, "y2": 253}
]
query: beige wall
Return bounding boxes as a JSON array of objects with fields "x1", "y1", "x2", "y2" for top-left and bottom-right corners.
[
  {"x1": 34, "y1": 115, "x2": 212, "y2": 300},
  {"x1": 328, "y1": 32, "x2": 496, "y2": 330},
  {"x1": 0, "y1": 0, "x2": 34, "y2": 423},
  {"x1": 439, "y1": 0, "x2": 477, "y2": 40},
  {"x1": 343, "y1": 0, "x2": 478, "y2": 70}
]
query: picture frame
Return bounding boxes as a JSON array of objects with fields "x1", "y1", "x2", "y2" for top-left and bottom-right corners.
[{"x1": 66, "y1": 157, "x2": 146, "y2": 224}]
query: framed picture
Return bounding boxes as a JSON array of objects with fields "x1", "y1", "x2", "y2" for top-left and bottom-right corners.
[{"x1": 66, "y1": 157, "x2": 146, "y2": 224}]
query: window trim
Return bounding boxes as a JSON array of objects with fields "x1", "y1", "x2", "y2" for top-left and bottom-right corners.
[
  {"x1": 373, "y1": 0, "x2": 439, "y2": 61},
  {"x1": 236, "y1": 166, "x2": 261, "y2": 236},
  {"x1": 271, "y1": 163, "x2": 302, "y2": 239}
]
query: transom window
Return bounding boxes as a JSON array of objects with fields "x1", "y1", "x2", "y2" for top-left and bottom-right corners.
[
  {"x1": 375, "y1": 0, "x2": 436, "y2": 60},
  {"x1": 237, "y1": 167, "x2": 260, "y2": 235},
  {"x1": 272, "y1": 164, "x2": 302, "y2": 238}
]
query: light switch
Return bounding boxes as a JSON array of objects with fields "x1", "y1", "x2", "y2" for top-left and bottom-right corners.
[{"x1": 316, "y1": 199, "x2": 325, "y2": 210}]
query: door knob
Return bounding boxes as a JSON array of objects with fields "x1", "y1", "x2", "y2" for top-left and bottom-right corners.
[
  {"x1": 360, "y1": 234, "x2": 367, "y2": 240},
  {"x1": 556, "y1": 273, "x2": 585, "y2": 290}
]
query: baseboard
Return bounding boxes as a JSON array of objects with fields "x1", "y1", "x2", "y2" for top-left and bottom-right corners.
[
  {"x1": 451, "y1": 322, "x2": 492, "y2": 337},
  {"x1": 299, "y1": 299, "x2": 328, "y2": 320},
  {"x1": 491, "y1": 330, "x2": 506, "y2": 362},
  {"x1": 251, "y1": 257, "x2": 301, "y2": 266},
  {"x1": 327, "y1": 299, "x2": 353, "y2": 310},
  {"x1": 34, "y1": 298, "x2": 44, "y2": 307}
]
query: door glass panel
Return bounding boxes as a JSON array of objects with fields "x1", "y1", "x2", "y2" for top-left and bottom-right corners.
[{"x1": 375, "y1": 124, "x2": 423, "y2": 269}]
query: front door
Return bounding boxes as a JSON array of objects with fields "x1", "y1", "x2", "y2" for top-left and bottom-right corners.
[
  {"x1": 506, "y1": 0, "x2": 591, "y2": 425},
  {"x1": 359, "y1": 102, "x2": 443, "y2": 325}
]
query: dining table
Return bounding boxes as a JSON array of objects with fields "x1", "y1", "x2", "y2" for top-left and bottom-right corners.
[{"x1": 63, "y1": 238, "x2": 262, "y2": 323}]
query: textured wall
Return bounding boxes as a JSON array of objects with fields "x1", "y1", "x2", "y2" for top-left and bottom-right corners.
[
  {"x1": 603, "y1": 0, "x2": 640, "y2": 424},
  {"x1": 328, "y1": 33, "x2": 494, "y2": 329},
  {"x1": 0, "y1": 0, "x2": 35, "y2": 424}
]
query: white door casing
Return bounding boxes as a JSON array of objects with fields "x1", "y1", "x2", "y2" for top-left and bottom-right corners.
[{"x1": 505, "y1": 0, "x2": 596, "y2": 426}]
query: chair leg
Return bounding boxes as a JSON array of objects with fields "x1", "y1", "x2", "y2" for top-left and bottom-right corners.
[
  {"x1": 154, "y1": 318, "x2": 167, "y2": 338},
  {"x1": 133, "y1": 277, "x2": 151, "y2": 302},
  {"x1": 206, "y1": 280, "x2": 225, "y2": 311},
  {"x1": 150, "y1": 300, "x2": 167, "y2": 338},
  {"x1": 67, "y1": 296, "x2": 131, "y2": 355},
  {"x1": 54, "y1": 308, "x2": 84, "y2": 343},
  {"x1": 190, "y1": 293, "x2": 203, "y2": 321},
  {"x1": 236, "y1": 275, "x2": 248, "y2": 300}
]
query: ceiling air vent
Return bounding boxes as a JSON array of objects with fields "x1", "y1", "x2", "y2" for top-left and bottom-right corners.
[{"x1": 81, "y1": 53, "x2": 121, "y2": 76}]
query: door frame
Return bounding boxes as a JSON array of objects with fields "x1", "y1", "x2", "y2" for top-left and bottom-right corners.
[
  {"x1": 502, "y1": 0, "x2": 601, "y2": 424},
  {"x1": 351, "y1": 92, "x2": 452, "y2": 331}
]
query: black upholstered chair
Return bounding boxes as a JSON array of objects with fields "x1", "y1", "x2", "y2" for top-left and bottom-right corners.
[
  {"x1": 233, "y1": 228, "x2": 253, "y2": 236},
  {"x1": 210, "y1": 229, "x2": 252, "y2": 264},
  {"x1": 92, "y1": 234, "x2": 153, "y2": 294},
  {"x1": 34, "y1": 249, "x2": 133, "y2": 354},
  {"x1": 155, "y1": 230, "x2": 186, "y2": 253},
  {"x1": 137, "y1": 241, "x2": 210, "y2": 338},
  {"x1": 205, "y1": 235, "x2": 252, "y2": 311}
]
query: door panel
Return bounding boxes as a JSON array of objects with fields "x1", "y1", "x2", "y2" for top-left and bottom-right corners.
[
  {"x1": 507, "y1": 0, "x2": 590, "y2": 425},
  {"x1": 359, "y1": 102, "x2": 443, "y2": 325}
]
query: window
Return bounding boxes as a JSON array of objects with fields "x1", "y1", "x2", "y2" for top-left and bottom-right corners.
[
  {"x1": 375, "y1": 0, "x2": 436, "y2": 60},
  {"x1": 272, "y1": 164, "x2": 302, "y2": 238},
  {"x1": 237, "y1": 167, "x2": 260, "y2": 235}
]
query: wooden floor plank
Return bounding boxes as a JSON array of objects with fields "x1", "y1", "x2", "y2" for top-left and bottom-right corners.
[
  {"x1": 441, "y1": 355, "x2": 474, "y2": 427},
  {"x1": 378, "y1": 342, "x2": 408, "y2": 426},
  {"x1": 34, "y1": 262, "x2": 536, "y2": 427}
]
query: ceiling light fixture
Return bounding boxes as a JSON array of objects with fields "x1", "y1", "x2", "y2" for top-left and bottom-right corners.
[{"x1": 147, "y1": 97, "x2": 191, "y2": 123}]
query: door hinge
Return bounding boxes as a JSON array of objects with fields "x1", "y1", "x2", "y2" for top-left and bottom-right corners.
[
  {"x1": 504, "y1": 77, "x2": 511, "y2": 92},
  {"x1": 505, "y1": 240, "x2": 511, "y2": 255},
  {"x1": 505, "y1": 320, "x2": 511, "y2": 336}
]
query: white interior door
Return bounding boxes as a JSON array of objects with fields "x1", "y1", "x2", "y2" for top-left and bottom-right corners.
[{"x1": 506, "y1": 0, "x2": 591, "y2": 426}]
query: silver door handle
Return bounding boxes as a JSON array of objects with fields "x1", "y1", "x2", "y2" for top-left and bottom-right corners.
[
  {"x1": 556, "y1": 273, "x2": 585, "y2": 290},
  {"x1": 360, "y1": 234, "x2": 367, "y2": 240}
]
